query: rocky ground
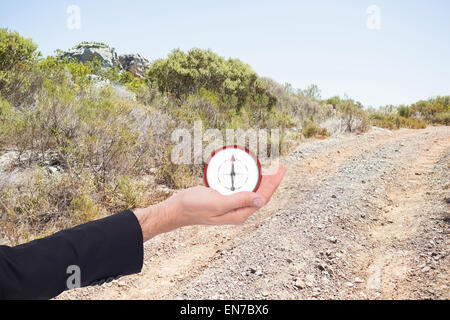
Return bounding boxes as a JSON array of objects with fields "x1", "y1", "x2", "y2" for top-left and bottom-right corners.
[{"x1": 57, "y1": 126, "x2": 449, "y2": 300}]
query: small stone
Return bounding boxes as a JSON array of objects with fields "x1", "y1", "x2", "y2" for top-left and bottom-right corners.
[
  {"x1": 47, "y1": 166, "x2": 58, "y2": 174},
  {"x1": 354, "y1": 277, "x2": 364, "y2": 283},
  {"x1": 262, "y1": 290, "x2": 269, "y2": 297},
  {"x1": 305, "y1": 274, "x2": 315, "y2": 287},
  {"x1": 317, "y1": 263, "x2": 325, "y2": 271},
  {"x1": 294, "y1": 278, "x2": 305, "y2": 289},
  {"x1": 327, "y1": 237, "x2": 338, "y2": 244},
  {"x1": 421, "y1": 266, "x2": 431, "y2": 273}
]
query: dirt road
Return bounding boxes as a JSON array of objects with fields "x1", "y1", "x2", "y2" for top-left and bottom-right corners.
[{"x1": 58, "y1": 126, "x2": 449, "y2": 300}]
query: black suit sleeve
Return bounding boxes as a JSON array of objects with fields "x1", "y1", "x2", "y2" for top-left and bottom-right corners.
[{"x1": 0, "y1": 210, "x2": 144, "y2": 300}]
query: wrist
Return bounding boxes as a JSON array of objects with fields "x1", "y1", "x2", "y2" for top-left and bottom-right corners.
[{"x1": 133, "y1": 200, "x2": 182, "y2": 242}]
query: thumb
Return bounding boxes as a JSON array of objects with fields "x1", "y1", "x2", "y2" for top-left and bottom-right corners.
[{"x1": 221, "y1": 192, "x2": 265, "y2": 213}]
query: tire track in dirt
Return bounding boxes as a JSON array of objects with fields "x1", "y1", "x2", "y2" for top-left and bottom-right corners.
[{"x1": 359, "y1": 133, "x2": 450, "y2": 299}]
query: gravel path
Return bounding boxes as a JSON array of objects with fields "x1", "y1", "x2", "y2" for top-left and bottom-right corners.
[{"x1": 58, "y1": 126, "x2": 449, "y2": 300}]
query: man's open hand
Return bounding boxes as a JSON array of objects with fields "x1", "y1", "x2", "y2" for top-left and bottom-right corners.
[{"x1": 134, "y1": 166, "x2": 286, "y2": 242}]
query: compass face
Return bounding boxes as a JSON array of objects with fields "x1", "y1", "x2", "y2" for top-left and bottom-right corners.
[{"x1": 204, "y1": 146, "x2": 262, "y2": 195}]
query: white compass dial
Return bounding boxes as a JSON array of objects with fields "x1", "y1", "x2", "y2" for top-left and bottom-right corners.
[{"x1": 204, "y1": 146, "x2": 262, "y2": 195}]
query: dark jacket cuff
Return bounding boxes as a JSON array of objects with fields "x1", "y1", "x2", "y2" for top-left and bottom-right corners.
[{"x1": 0, "y1": 210, "x2": 144, "y2": 300}]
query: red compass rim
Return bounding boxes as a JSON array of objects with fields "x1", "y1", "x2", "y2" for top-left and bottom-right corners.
[{"x1": 204, "y1": 145, "x2": 262, "y2": 193}]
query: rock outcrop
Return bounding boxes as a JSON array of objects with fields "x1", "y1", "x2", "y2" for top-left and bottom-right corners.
[
  {"x1": 63, "y1": 43, "x2": 120, "y2": 68},
  {"x1": 119, "y1": 54, "x2": 151, "y2": 78},
  {"x1": 62, "y1": 43, "x2": 151, "y2": 77}
]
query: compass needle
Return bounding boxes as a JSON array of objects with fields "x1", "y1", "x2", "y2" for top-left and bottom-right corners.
[{"x1": 231, "y1": 155, "x2": 236, "y2": 191}]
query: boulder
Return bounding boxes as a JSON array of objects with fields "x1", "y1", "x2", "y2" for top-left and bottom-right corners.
[
  {"x1": 63, "y1": 43, "x2": 120, "y2": 68},
  {"x1": 119, "y1": 54, "x2": 151, "y2": 78}
]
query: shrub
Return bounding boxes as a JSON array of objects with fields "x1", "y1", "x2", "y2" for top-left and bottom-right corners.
[
  {"x1": 0, "y1": 29, "x2": 41, "y2": 107},
  {"x1": 0, "y1": 168, "x2": 88, "y2": 244},
  {"x1": 0, "y1": 95, "x2": 14, "y2": 147},
  {"x1": 0, "y1": 28, "x2": 38, "y2": 74},
  {"x1": 301, "y1": 122, "x2": 331, "y2": 138},
  {"x1": 69, "y1": 192, "x2": 101, "y2": 225},
  {"x1": 317, "y1": 127, "x2": 331, "y2": 137},
  {"x1": 156, "y1": 162, "x2": 202, "y2": 189},
  {"x1": 337, "y1": 100, "x2": 369, "y2": 132},
  {"x1": 397, "y1": 105, "x2": 410, "y2": 118},
  {"x1": 302, "y1": 123, "x2": 318, "y2": 138},
  {"x1": 400, "y1": 117, "x2": 427, "y2": 129},
  {"x1": 369, "y1": 113, "x2": 426, "y2": 130},
  {"x1": 430, "y1": 111, "x2": 450, "y2": 125},
  {"x1": 410, "y1": 96, "x2": 449, "y2": 124},
  {"x1": 104, "y1": 176, "x2": 145, "y2": 211},
  {"x1": 146, "y1": 48, "x2": 264, "y2": 109}
]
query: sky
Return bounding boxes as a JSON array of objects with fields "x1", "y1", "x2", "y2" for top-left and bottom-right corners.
[{"x1": 1, "y1": 0, "x2": 449, "y2": 108}]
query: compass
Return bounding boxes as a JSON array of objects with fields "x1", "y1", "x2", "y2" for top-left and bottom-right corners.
[{"x1": 204, "y1": 146, "x2": 262, "y2": 195}]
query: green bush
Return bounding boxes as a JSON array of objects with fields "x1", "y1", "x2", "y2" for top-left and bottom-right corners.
[
  {"x1": 369, "y1": 113, "x2": 427, "y2": 130},
  {"x1": 397, "y1": 105, "x2": 410, "y2": 118},
  {"x1": 301, "y1": 122, "x2": 330, "y2": 138},
  {"x1": 146, "y1": 48, "x2": 268, "y2": 109},
  {"x1": 302, "y1": 122, "x2": 318, "y2": 138},
  {"x1": 0, "y1": 28, "x2": 41, "y2": 107},
  {"x1": 430, "y1": 111, "x2": 450, "y2": 125},
  {"x1": 337, "y1": 100, "x2": 369, "y2": 132},
  {"x1": 0, "y1": 95, "x2": 14, "y2": 147},
  {"x1": 400, "y1": 117, "x2": 427, "y2": 129},
  {"x1": 410, "y1": 96, "x2": 449, "y2": 124},
  {"x1": 0, "y1": 28, "x2": 38, "y2": 73}
]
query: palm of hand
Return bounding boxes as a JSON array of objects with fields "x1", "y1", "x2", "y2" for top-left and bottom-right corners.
[{"x1": 170, "y1": 166, "x2": 286, "y2": 226}]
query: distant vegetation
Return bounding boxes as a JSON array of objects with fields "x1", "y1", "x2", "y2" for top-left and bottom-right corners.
[
  {"x1": 72, "y1": 41, "x2": 109, "y2": 49},
  {"x1": 366, "y1": 96, "x2": 449, "y2": 129},
  {"x1": 0, "y1": 28, "x2": 448, "y2": 243}
]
